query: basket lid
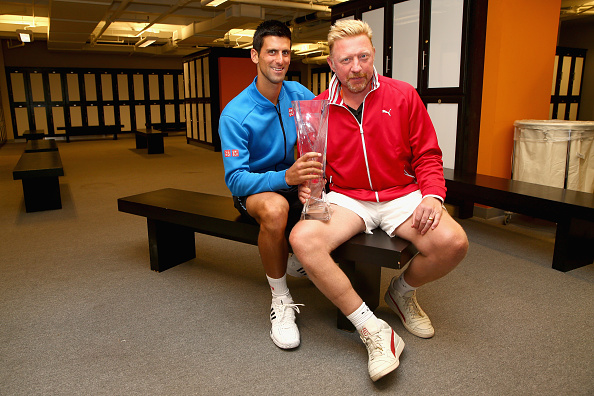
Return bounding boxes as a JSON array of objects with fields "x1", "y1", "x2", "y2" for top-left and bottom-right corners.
[{"x1": 514, "y1": 119, "x2": 594, "y2": 131}]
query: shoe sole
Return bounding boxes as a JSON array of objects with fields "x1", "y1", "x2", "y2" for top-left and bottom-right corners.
[
  {"x1": 270, "y1": 331, "x2": 300, "y2": 349},
  {"x1": 371, "y1": 335, "x2": 405, "y2": 382},
  {"x1": 384, "y1": 290, "x2": 435, "y2": 339}
]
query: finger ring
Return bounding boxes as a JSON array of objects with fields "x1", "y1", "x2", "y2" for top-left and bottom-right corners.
[{"x1": 428, "y1": 217, "x2": 434, "y2": 221}]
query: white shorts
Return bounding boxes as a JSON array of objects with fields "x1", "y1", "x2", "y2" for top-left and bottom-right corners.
[{"x1": 327, "y1": 190, "x2": 423, "y2": 236}]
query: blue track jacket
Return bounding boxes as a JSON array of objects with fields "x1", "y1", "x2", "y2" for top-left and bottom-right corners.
[{"x1": 219, "y1": 77, "x2": 314, "y2": 197}]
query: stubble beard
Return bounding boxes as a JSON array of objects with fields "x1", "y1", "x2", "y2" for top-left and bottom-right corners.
[{"x1": 345, "y1": 73, "x2": 369, "y2": 94}]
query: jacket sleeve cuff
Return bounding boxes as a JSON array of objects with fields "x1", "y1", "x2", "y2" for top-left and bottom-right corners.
[
  {"x1": 422, "y1": 194, "x2": 444, "y2": 203},
  {"x1": 270, "y1": 170, "x2": 290, "y2": 190}
]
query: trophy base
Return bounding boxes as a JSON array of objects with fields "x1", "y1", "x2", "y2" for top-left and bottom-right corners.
[{"x1": 301, "y1": 200, "x2": 331, "y2": 221}]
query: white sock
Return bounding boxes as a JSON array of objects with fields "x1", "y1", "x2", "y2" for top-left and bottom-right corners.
[
  {"x1": 347, "y1": 302, "x2": 377, "y2": 332},
  {"x1": 267, "y1": 274, "x2": 291, "y2": 300},
  {"x1": 394, "y1": 273, "x2": 416, "y2": 296}
]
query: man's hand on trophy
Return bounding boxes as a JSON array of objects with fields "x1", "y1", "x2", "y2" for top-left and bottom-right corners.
[
  {"x1": 297, "y1": 183, "x2": 311, "y2": 204},
  {"x1": 285, "y1": 152, "x2": 323, "y2": 186}
]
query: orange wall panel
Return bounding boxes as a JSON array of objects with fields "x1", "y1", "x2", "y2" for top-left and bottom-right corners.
[
  {"x1": 218, "y1": 57, "x2": 256, "y2": 111},
  {"x1": 477, "y1": 0, "x2": 560, "y2": 178}
]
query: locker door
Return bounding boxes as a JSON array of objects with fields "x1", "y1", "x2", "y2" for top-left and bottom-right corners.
[
  {"x1": 427, "y1": 101, "x2": 459, "y2": 169},
  {"x1": 392, "y1": 0, "x2": 420, "y2": 87},
  {"x1": 426, "y1": 0, "x2": 464, "y2": 90},
  {"x1": 101, "y1": 74, "x2": 113, "y2": 101},
  {"x1": 362, "y1": 6, "x2": 384, "y2": 75}
]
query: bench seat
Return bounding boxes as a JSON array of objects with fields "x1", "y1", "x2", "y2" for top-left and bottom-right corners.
[
  {"x1": 443, "y1": 168, "x2": 594, "y2": 271},
  {"x1": 25, "y1": 139, "x2": 58, "y2": 153},
  {"x1": 22, "y1": 129, "x2": 45, "y2": 141},
  {"x1": 13, "y1": 151, "x2": 64, "y2": 212},
  {"x1": 118, "y1": 188, "x2": 417, "y2": 330},
  {"x1": 57, "y1": 125, "x2": 123, "y2": 142},
  {"x1": 150, "y1": 122, "x2": 185, "y2": 132}
]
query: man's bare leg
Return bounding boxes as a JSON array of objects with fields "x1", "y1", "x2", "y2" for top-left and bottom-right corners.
[
  {"x1": 247, "y1": 192, "x2": 302, "y2": 349},
  {"x1": 385, "y1": 210, "x2": 468, "y2": 338},
  {"x1": 289, "y1": 205, "x2": 365, "y2": 315},
  {"x1": 394, "y1": 210, "x2": 468, "y2": 286},
  {"x1": 246, "y1": 192, "x2": 291, "y2": 278},
  {"x1": 290, "y1": 205, "x2": 404, "y2": 381}
]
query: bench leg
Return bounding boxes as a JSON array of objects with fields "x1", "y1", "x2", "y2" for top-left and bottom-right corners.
[
  {"x1": 147, "y1": 219, "x2": 196, "y2": 272},
  {"x1": 552, "y1": 218, "x2": 594, "y2": 272},
  {"x1": 147, "y1": 135, "x2": 164, "y2": 154},
  {"x1": 21, "y1": 177, "x2": 62, "y2": 212},
  {"x1": 445, "y1": 199, "x2": 474, "y2": 219},
  {"x1": 458, "y1": 201, "x2": 475, "y2": 219},
  {"x1": 336, "y1": 258, "x2": 382, "y2": 332},
  {"x1": 135, "y1": 134, "x2": 147, "y2": 149}
]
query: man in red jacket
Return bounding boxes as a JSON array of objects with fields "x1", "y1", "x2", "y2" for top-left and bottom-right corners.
[{"x1": 290, "y1": 19, "x2": 468, "y2": 382}]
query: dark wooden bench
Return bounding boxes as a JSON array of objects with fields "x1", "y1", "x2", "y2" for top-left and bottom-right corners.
[
  {"x1": 150, "y1": 122, "x2": 185, "y2": 132},
  {"x1": 25, "y1": 139, "x2": 58, "y2": 153},
  {"x1": 57, "y1": 125, "x2": 123, "y2": 142},
  {"x1": 117, "y1": 188, "x2": 418, "y2": 330},
  {"x1": 22, "y1": 129, "x2": 45, "y2": 141},
  {"x1": 13, "y1": 151, "x2": 64, "y2": 212},
  {"x1": 443, "y1": 168, "x2": 594, "y2": 272},
  {"x1": 134, "y1": 128, "x2": 166, "y2": 154}
]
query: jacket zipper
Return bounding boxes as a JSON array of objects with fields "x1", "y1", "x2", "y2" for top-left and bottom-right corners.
[
  {"x1": 333, "y1": 88, "x2": 379, "y2": 201},
  {"x1": 357, "y1": 106, "x2": 377, "y2": 201},
  {"x1": 274, "y1": 102, "x2": 287, "y2": 170}
]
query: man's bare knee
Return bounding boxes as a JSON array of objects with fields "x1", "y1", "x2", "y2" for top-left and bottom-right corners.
[
  {"x1": 427, "y1": 227, "x2": 468, "y2": 270},
  {"x1": 442, "y1": 226, "x2": 468, "y2": 263},
  {"x1": 254, "y1": 200, "x2": 289, "y2": 228},
  {"x1": 289, "y1": 222, "x2": 315, "y2": 253},
  {"x1": 290, "y1": 222, "x2": 329, "y2": 259}
]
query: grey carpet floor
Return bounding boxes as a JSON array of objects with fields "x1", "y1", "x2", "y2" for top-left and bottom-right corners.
[{"x1": 1, "y1": 135, "x2": 592, "y2": 395}]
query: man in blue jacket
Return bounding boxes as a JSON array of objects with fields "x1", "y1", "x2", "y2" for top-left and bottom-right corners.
[{"x1": 218, "y1": 20, "x2": 319, "y2": 349}]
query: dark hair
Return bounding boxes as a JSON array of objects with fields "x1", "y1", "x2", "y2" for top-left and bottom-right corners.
[{"x1": 252, "y1": 20, "x2": 292, "y2": 53}]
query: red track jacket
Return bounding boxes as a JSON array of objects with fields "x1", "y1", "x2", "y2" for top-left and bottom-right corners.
[{"x1": 316, "y1": 72, "x2": 446, "y2": 202}]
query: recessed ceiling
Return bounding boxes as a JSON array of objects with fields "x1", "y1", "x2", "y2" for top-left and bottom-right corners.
[
  {"x1": 560, "y1": 0, "x2": 594, "y2": 20},
  {"x1": 0, "y1": 1, "x2": 590, "y2": 58},
  {"x1": 0, "y1": 0, "x2": 345, "y2": 59}
]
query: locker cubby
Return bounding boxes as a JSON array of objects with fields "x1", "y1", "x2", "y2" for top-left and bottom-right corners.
[{"x1": 6, "y1": 67, "x2": 184, "y2": 139}]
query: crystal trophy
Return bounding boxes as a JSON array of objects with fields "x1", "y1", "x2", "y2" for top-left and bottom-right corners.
[{"x1": 292, "y1": 99, "x2": 331, "y2": 221}]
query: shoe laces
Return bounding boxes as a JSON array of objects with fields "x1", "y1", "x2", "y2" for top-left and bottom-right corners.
[
  {"x1": 271, "y1": 301, "x2": 304, "y2": 323},
  {"x1": 360, "y1": 331, "x2": 385, "y2": 361},
  {"x1": 402, "y1": 292, "x2": 424, "y2": 319}
]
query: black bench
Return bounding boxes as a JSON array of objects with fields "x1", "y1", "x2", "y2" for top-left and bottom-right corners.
[
  {"x1": 22, "y1": 129, "x2": 45, "y2": 141},
  {"x1": 13, "y1": 151, "x2": 64, "y2": 212},
  {"x1": 117, "y1": 188, "x2": 418, "y2": 330},
  {"x1": 150, "y1": 122, "x2": 185, "y2": 132},
  {"x1": 134, "y1": 128, "x2": 166, "y2": 154},
  {"x1": 25, "y1": 139, "x2": 58, "y2": 153},
  {"x1": 57, "y1": 125, "x2": 123, "y2": 142},
  {"x1": 443, "y1": 168, "x2": 594, "y2": 272}
]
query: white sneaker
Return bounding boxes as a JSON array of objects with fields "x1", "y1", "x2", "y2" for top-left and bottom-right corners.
[
  {"x1": 359, "y1": 318, "x2": 405, "y2": 382},
  {"x1": 286, "y1": 254, "x2": 308, "y2": 278},
  {"x1": 270, "y1": 297, "x2": 304, "y2": 349},
  {"x1": 385, "y1": 280, "x2": 435, "y2": 339}
]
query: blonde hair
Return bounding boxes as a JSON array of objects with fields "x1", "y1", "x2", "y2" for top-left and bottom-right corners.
[{"x1": 327, "y1": 20, "x2": 373, "y2": 55}]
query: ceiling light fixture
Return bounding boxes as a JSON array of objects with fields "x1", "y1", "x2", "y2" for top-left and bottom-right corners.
[
  {"x1": 201, "y1": 0, "x2": 229, "y2": 7},
  {"x1": 135, "y1": 36, "x2": 157, "y2": 48},
  {"x1": 294, "y1": 44, "x2": 328, "y2": 56},
  {"x1": 17, "y1": 29, "x2": 33, "y2": 43}
]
